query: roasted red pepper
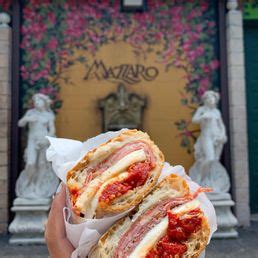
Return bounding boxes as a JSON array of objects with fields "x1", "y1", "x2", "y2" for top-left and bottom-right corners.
[{"x1": 99, "y1": 160, "x2": 153, "y2": 203}]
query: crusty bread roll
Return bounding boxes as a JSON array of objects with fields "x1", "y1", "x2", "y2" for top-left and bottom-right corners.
[
  {"x1": 89, "y1": 174, "x2": 210, "y2": 258},
  {"x1": 66, "y1": 129, "x2": 164, "y2": 219}
]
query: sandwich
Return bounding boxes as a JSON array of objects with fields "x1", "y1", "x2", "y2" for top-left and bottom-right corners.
[
  {"x1": 66, "y1": 129, "x2": 164, "y2": 219},
  {"x1": 89, "y1": 174, "x2": 210, "y2": 258}
]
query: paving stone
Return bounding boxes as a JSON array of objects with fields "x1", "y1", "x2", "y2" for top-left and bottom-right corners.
[
  {"x1": 206, "y1": 221, "x2": 258, "y2": 258},
  {"x1": 0, "y1": 222, "x2": 257, "y2": 257}
]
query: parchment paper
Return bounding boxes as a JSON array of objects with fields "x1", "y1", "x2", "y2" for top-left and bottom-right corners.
[{"x1": 46, "y1": 129, "x2": 217, "y2": 258}]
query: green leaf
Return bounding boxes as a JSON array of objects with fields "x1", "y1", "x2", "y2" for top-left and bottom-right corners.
[{"x1": 180, "y1": 99, "x2": 188, "y2": 105}]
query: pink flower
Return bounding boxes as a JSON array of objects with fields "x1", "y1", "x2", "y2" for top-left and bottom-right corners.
[
  {"x1": 31, "y1": 22, "x2": 47, "y2": 34},
  {"x1": 134, "y1": 13, "x2": 151, "y2": 24},
  {"x1": 198, "y1": 87, "x2": 206, "y2": 97},
  {"x1": 34, "y1": 33, "x2": 44, "y2": 42},
  {"x1": 207, "y1": 21, "x2": 215, "y2": 28},
  {"x1": 196, "y1": 24, "x2": 202, "y2": 33},
  {"x1": 20, "y1": 65, "x2": 26, "y2": 72},
  {"x1": 31, "y1": 62, "x2": 39, "y2": 70},
  {"x1": 39, "y1": 88, "x2": 47, "y2": 94},
  {"x1": 201, "y1": 64, "x2": 210, "y2": 73},
  {"x1": 210, "y1": 60, "x2": 219, "y2": 70},
  {"x1": 40, "y1": 87, "x2": 56, "y2": 95},
  {"x1": 182, "y1": 42, "x2": 191, "y2": 52},
  {"x1": 185, "y1": 131, "x2": 192, "y2": 137},
  {"x1": 198, "y1": 77, "x2": 210, "y2": 96},
  {"x1": 31, "y1": 49, "x2": 45, "y2": 60},
  {"x1": 200, "y1": 77, "x2": 209, "y2": 88},
  {"x1": 47, "y1": 38, "x2": 58, "y2": 50},
  {"x1": 131, "y1": 34, "x2": 144, "y2": 45},
  {"x1": 187, "y1": 51, "x2": 197, "y2": 62},
  {"x1": 60, "y1": 50, "x2": 69, "y2": 58},
  {"x1": 173, "y1": 23, "x2": 184, "y2": 37},
  {"x1": 21, "y1": 65, "x2": 30, "y2": 80},
  {"x1": 155, "y1": 32, "x2": 163, "y2": 41},
  {"x1": 114, "y1": 26, "x2": 123, "y2": 35},
  {"x1": 188, "y1": 9, "x2": 198, "y2": 20},
  {"x1": 201, "y1": 2, "x2": 209, "y2": 12},
  {"x1": 22, "y1": 72, "x2": 29, "y2": 80},
  {"x1": 171, "y1": 6, "x2": 183, "y2": 16},
  {"x1": 23, "y1": 7, "x2": 36, "y2": 20},
  {"x1": 173, "y1": 59, "x2": 181, "y2": 67},
  {"x1": 196, "y1": 45, "x2": 205, "y2": 56},
  {"x1": 90, "y1": 32, "x2": 101, "y2": 43},
  {"x1": 48, "y1": 12, "x2": 56, "y2": 25}
]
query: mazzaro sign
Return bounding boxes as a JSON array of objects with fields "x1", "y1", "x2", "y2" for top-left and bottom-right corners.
[{"x1": 84, "y1": 60, "x2": 159, "y2": 85}]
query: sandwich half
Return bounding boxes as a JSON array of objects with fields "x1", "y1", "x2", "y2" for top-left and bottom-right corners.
[
  {"x1": 89, "y1": 174, "x2": 210, "y2": 258},
  {"x1": 66, "y1": 129, "x2": 164, "y2": 219}
]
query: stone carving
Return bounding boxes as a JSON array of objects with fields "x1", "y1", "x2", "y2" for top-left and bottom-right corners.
[
  {"x1": 189, "y1": 90, "x2": 238, "y2": 238},
  {"x1": 9, "y1": 198, "x2": 51, "y2": 244},
  {"x1": 189, "y1": 91, "x2": 230, "y2": 193},
  {"x1": 227, "y1": 0, "x2": 238, "y2": 11},
  {"x1": 9, "y1": 93, "x2": 59, "y2": 244},
  {"x1": 16, "y1": 93, "x2": 59, "y2": 198},
  {"x1": 99, "y1": 83, "x2": 147, "y2": 131},
  {"x1": 0, "y1": 12, "x2": 11, "y2": 28}
]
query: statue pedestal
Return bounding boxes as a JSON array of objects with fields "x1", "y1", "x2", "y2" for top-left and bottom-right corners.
[
  {"x1": 8, "y1": 198, "x2": 51, "y2": 245},
  {"x1": 208, "y1": 193, "x2": 238, "y2": 238}
]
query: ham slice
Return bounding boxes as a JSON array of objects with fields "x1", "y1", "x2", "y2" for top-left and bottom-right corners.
[{"x1": 88, "y1": 141, "x2": 156, "y2": 178}]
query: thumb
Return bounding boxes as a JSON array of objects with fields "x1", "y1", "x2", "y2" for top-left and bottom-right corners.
[{"x1": 51, "y1": 183, "x2": 66, "y2": 214}]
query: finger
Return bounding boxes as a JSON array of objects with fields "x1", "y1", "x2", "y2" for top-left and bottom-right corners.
[
  {"x1": 46, "y1": 184, "x2": 67, "y2": 239},
  {"x1": 56, "y1": 182, "x2": 63, "y2": 194},
  {"x1": 48, "y1": 185, "x2": 66, "y2": 227},
  {"x1": 51, "y1": 183, "x2": 63, "y2": 200},
  {"x1": 51, "y1": 183, "x2": 66, "y2": 210}
]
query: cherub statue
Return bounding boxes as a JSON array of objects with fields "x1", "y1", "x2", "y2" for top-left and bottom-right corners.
[
  {"x1": 189, "y1": 91, "x2": 230, "y2": 193},
  {"x1": 15, "y1": 93, "x2": 59, "y2": 199}
]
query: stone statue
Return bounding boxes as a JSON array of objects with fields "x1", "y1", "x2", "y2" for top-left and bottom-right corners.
[
  {"x1": 9, "y1": 93, "x2": 59, "y2": 244},
  {"x1": 189, "y1": 90, "x2": 238, "y2": 238},
  {"x1": 15, "y1": 93, "x2": 59, "y2": 199},
  {"x1": 189, "y1": 90, "x2": 230, "y2": 193}
]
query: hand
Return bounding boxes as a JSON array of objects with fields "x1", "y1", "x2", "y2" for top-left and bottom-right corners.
[
  {"x1": 200, "y1": 112, "x2": 211, "y2": 120},
  {"x1": 24, "y1": 113, "x2": 38, "y2": 122},
  {"x1": 45, "y1": 184, "x2": 75, "y2": 258}
]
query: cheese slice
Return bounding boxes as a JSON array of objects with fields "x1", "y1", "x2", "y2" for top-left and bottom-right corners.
[
  {"x1": 128, "y1": 200, "x2": 201, "y2": 258},
  {"x1": 172, "y1": 199, "x2": 200, "y2": 216},
  {"x1": 129, "y1": 217, "x2": 168, "y2": 258},
  {"x1": 75, "y1": 149, "x2": 146, "y2": 214},
  {"x1": 98, "y1": 149, "x2": 146, "y2": 182}
]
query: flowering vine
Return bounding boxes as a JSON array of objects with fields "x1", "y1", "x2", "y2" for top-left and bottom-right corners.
[{"x1": 19, "y1": 0, "x2": 219, "y2": 153}]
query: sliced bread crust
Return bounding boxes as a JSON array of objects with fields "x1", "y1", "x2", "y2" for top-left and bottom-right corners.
[{"x1": 66, "y1": 129, "x2": 164, "y2": 218}]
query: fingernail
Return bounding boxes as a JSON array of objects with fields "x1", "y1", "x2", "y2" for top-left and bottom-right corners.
[{"x1": 56, "y1": 182, "x2": 63, "y2": 194}]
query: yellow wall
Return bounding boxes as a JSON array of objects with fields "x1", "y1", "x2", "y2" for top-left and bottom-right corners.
[{"x1": 56, "y1": 42, "x2": 196, "y2": 171}]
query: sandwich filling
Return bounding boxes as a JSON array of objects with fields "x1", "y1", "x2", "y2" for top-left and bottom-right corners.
[
  {"x1": 67, "y1": 140, "x2": 156, "y2": 216},
  {"x1": 114, "y1": 190, "x2": 208, "y2": 258},
  {"x1": 144, "y1": 205, "x2": 202, "y2": 258},
  {"x1": 99, "y1": 160, "x2": 154, "y2": 204}
]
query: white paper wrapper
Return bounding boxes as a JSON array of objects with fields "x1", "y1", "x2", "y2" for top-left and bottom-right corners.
[{"x1": 46, "y1": 129, "x2": 217, "y2": 258}]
